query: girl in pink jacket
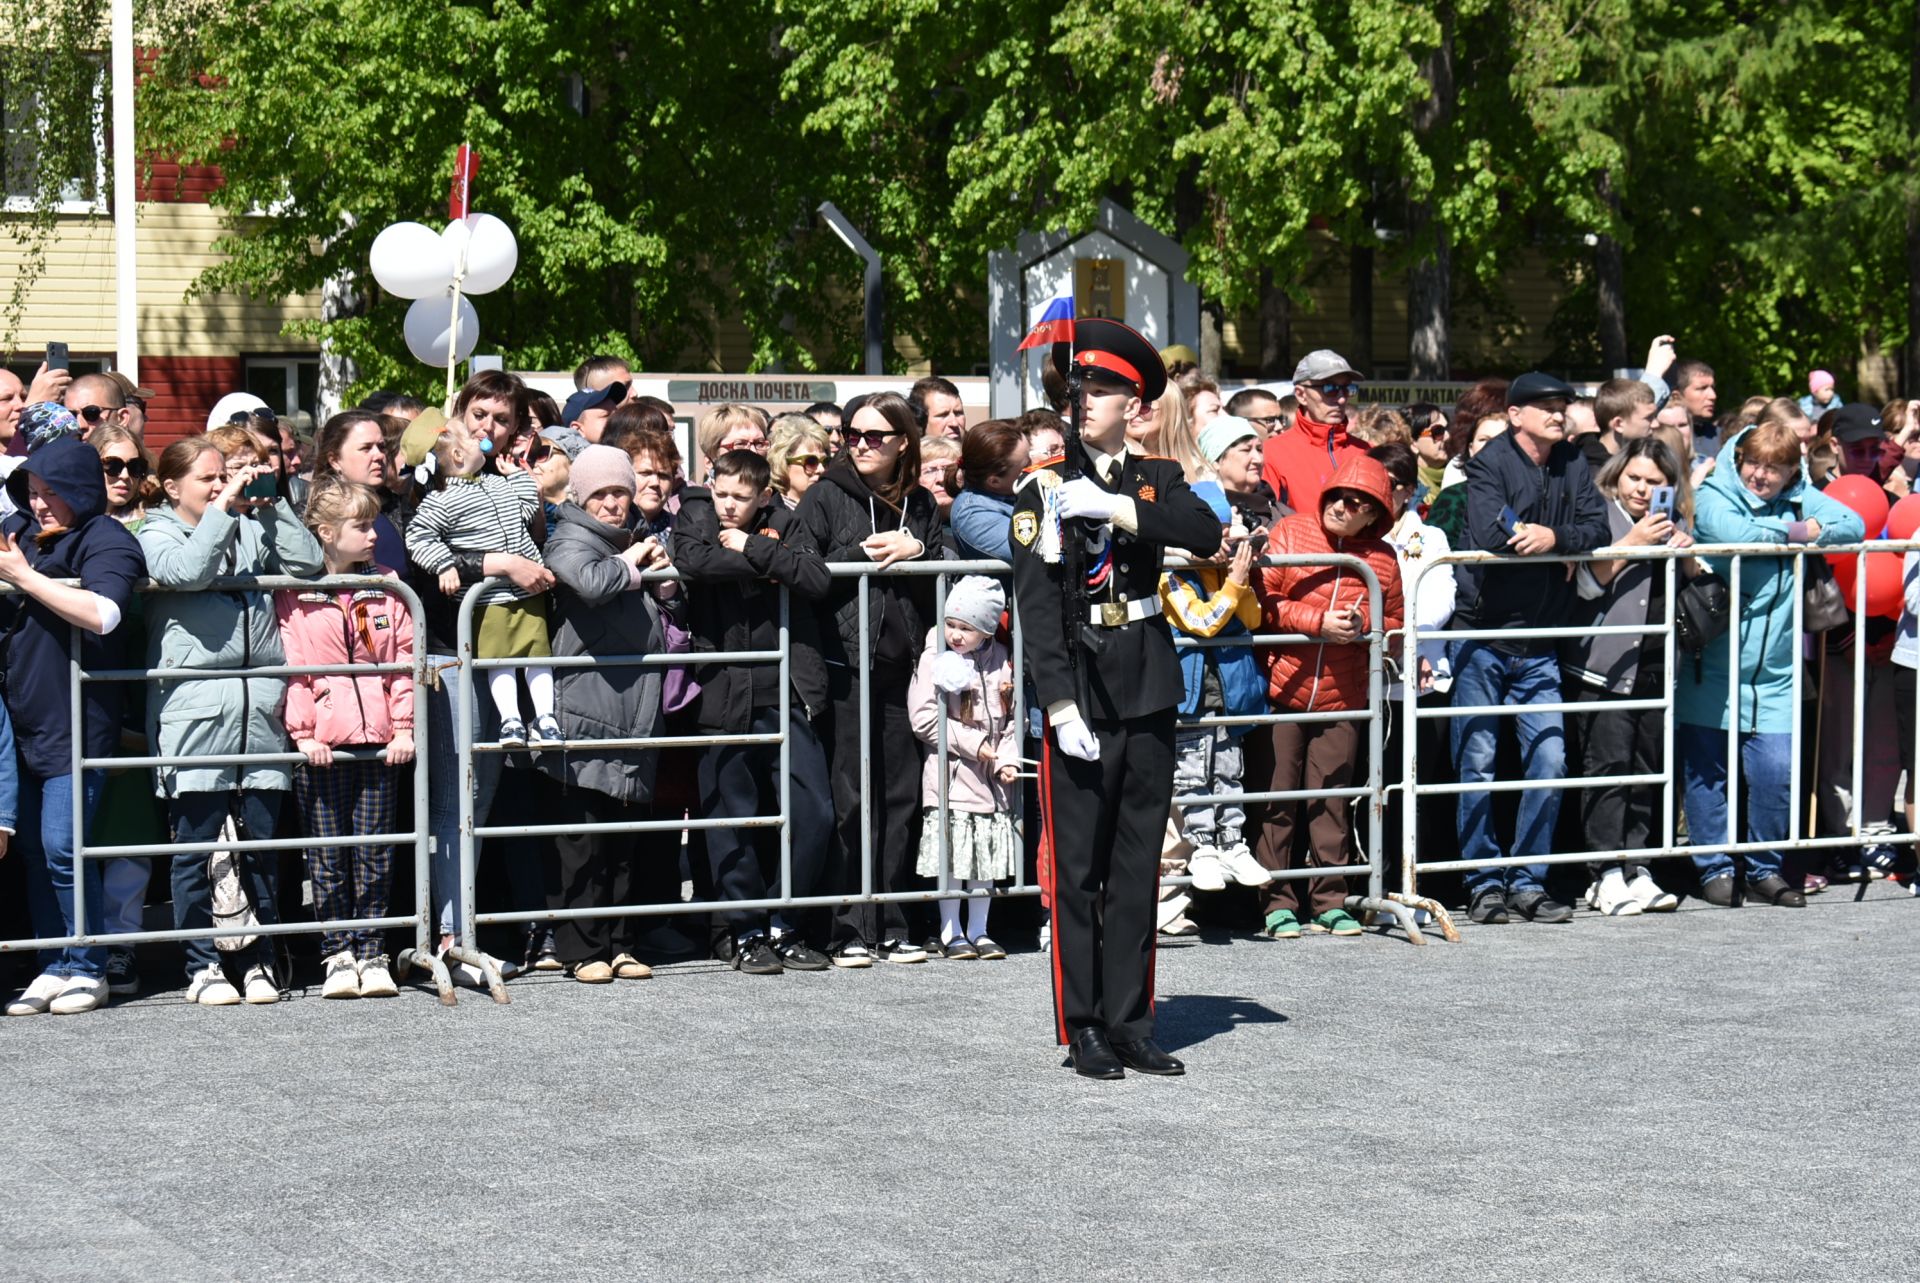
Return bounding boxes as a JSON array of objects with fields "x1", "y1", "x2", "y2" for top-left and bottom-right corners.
[
  {"x1": 276, "y1": 480, "x2": 416, "y2": 999},
  {"x1": 909, "y1": 576, "x2": 1020, "y2": 960}
]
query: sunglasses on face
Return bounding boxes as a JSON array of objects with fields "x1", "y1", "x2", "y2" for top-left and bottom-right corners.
[
  {"x1": 77, "y1": 405, "x2": 115, "y2": 423},
  {"x1": 101, "y1": 456, "x2": 149, "y2": 480},
  {"x1": 848, "y1": 429, "x2": 901, "y2": 450},
  {"x1": 1325, "y1": 491, "x2": 1378, "y2": 514},
  {"x1": 790, "y1": 454, "x2": 826, "y2": 471},
  {"x1": 1310, "y1": 382, "x2": 1361, "y2": 398},
  {"x1": 1419, "y1": 421, "x2": 1449, "y2": 438},
  {"x1": 516, "y1": 441, "x2": 553, "y2": 466}
]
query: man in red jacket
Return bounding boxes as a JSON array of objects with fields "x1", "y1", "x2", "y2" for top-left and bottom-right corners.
[{"x1": 1261, "y1": 350, "x2": 1367, "y2": 514}]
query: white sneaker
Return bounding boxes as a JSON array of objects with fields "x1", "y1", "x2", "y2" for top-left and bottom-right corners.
[
  {"x1": 1221, "y1": 842, "x2": 1269, "y2": 887},
  {"x1": 877, "y1": 939, "x2": 927, "y2": 964},
  {"x1": 1593, "y1": 871, "x2": 1643, "y2": 917},
  {"x1": 1627, "y1": 870, "x2": 1679, "y2": 913},
  {"x1": 321, "y1": 951, "x2": 360, "y2": 999},
  {"x1": 242, "y1": 964, "x2": 280, "y2": 1005},
  {"x1": 49, "y1": 975, "x2": 107, "y2": 1015},
  {"x1": 357, "y1": 956, "x2": 398, "y2": 998},
  {"x1": 1186, "y1": 847, "x2": 1228, "y2": 892},
  {"x1": 5, "y1": 972, "x2": 66, "y2": 1017},
  {"x1": 186, "y1": 964, "x2": 240, "y2": 1006}
]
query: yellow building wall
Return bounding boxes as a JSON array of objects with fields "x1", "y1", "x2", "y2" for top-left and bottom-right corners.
[{"x1": 0, "y1": 202, "x2": 320, "y2": 358}]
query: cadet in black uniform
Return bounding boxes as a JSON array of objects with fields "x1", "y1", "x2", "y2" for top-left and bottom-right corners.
[{"x1": 1008, "y1": 319, "x2": 1222, "y2": 1080}]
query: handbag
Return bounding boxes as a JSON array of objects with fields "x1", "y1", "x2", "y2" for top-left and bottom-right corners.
[
  {"x1": 1675, "y1": 571, "x2": 1731, "y2": 656},
  {"x1": 1801, "y1": 553, "x2": 1851, "y2": 634},
  {"x1": 208, "y1": 811, "x2": 260, "y2": 953},
  {"x1": 657, "y1": 599, "x2": 701, "y2": 715}
]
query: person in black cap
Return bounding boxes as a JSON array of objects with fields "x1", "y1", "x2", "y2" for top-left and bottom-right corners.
[
  {"x1": 1008, "y1": 318, "x2": 1221, "y2": 1080},
  {"x1": 1450, "y1": 371, "x2": 1610, "y2": 927}
]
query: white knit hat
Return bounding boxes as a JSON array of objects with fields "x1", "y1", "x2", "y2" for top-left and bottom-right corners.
[{"x1": 943, "y1": 575, "x2": 1005, "y2": 636}]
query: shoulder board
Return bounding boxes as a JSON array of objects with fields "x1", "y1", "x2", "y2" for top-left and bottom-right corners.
[
  {"x1": 1134, "y1": 453, "x2": 1177, "y2": 463},
  {"x1": 1017, "y1": 468, "x2": 1062, "y2": 494},
  {"x1": 1023, "y1": 454, "x2": 1065, "y2": 472}
]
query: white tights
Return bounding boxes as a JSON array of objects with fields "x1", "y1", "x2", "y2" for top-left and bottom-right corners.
[
  {"x1": 486, "y1": 666, "x2": 554, "y2": 726},
  {"x1": 938, "y1": 881, "x2": 993, "y2": 943}
]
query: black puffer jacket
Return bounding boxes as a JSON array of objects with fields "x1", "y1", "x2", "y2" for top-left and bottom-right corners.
[
  {"x1": 674, "y1": 487, "x2": 831, "y2": 727},
  {"x1": 791, "y1": 461, "x2": 941, "y2": 675}
]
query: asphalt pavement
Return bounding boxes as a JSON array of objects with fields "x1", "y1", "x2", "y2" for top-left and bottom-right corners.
[{"x1": 3, "y1": 881, "x2": 1918, "y2": 1282}]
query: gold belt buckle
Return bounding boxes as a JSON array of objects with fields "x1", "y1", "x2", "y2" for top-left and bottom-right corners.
[{"x1": 1100, "y1": 601, "x2": 1127, "y2": 627}]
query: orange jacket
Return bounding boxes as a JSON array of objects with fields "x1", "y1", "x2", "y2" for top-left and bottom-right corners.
[
  {"x1": 1260, "y1": 413, "x2": 1367, "y2": 515},
  {"x1": 1257, "y1": 455, "x2": 1405, "y2": 711}
]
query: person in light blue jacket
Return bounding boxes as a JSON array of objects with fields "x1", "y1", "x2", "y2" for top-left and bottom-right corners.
[{"x1": 1676, "y1": 421, "x2": 1862, "y2": 909}]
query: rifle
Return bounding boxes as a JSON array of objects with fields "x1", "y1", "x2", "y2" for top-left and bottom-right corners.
[{"x1": 1054, "y1": 359, "x2": 1105, "y2": 718}]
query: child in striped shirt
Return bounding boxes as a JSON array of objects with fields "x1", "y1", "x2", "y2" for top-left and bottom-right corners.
[{"x1": 405, "y1": 422, "x2": 559, "y2": 747}]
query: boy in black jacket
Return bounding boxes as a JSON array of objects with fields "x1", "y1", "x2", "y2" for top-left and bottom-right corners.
[{"x1": 673, "y1": 450, "x2": 836, "y2": 974}]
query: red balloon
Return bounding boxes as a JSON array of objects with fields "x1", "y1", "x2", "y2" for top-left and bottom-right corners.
[
  {"x1": 1826, "y1": 549, "x2": 1907, "y2": 618},
  {"x1": 1890, "y1": 494, "x2": 1920, "y2": 541},
  {"x1": 1821, "y1": 474, "x2": 1890, "y2": 539},
  {"x1": 1866, "y1": 550, "x2": 1906, "y2": 618}
]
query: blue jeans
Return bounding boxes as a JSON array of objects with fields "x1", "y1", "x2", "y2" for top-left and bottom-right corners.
[
  {"x1": 16, "y1": 770, "x2": 107, "y2": 978},
  {"x1": 168, "y1": 789, "x2": 283, "y2": 977},
  {"x1": 425, "y1": 654, "x2": 504, "y2": 938},
  {"x1": 1678, "y1": 723, "x2": 1790, "y2": 883},
  {"x1": 1450, "y1": 643, "x2": 1567, "y2": 897}
]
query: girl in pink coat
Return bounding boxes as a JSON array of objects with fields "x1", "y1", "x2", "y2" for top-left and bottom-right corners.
[
  {"x1": 276, "y1": 480, "x2": 416, "y2": 999},
  {"x1": 909, "y1": 575, "x2": 1020, "y2": 960}
]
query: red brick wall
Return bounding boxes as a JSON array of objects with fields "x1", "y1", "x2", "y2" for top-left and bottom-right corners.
[
  {"x1": 137, "y1": 156, "x2": 224, "y2": 203},
  {"x1": 139, "y1": 355, "x2": 245, "y2": 449}
]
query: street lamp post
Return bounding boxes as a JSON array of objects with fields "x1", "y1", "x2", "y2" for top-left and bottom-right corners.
[{"x1": 817, "y1": 201, "x2": 883, "y2": 376}]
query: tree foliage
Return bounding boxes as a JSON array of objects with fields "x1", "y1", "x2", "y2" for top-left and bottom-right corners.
[{"x1": 103, "y1": 0, "x2": 1920, "y2": 395}]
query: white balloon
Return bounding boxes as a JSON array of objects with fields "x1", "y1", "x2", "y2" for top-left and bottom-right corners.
[
  {"x1": 404, "y1": 292, "x2": 481, "y2": 367},
  {"x1": 370, "y1": 221, "x2": 457, "y2": 300},
  {"x1": 442, "y1": 213, "x2": 518, "y2": 295}
]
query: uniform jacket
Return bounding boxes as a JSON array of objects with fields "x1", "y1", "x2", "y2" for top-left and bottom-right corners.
[
  {"x1": 533, "y1": 501, "x2": 667, "y2": 804},
  {"x1": 1457, "y1": 426, "x2": 1611, "y2": 652},
  {"x1": 0, "y1": 435, "x2": 146, "y2": 779},
  {"x1": 1009, "y1": 444, "x2": 1222, "y2": 722},
  {"x1": 673, "y1": 486, "x2": 831, "y2": 726},
  {"x1": 792, "y1": 460, "x2": 942, "y2": 673},
  {"x1": 1158, "y1": 563, "x2": 1266, "y2": 722},
  {"x1": 1260, "y1": 413, "x2": 1366, "y2": 516},
  {"x1": 1678, "y1": 427, "x2": 1863, "y2": 733},
  {"x1": 907, "y1": 627, "x2": 1020, "y2": 814},
  {"x1": 275, "y1": 574, "x2": 416, "y2": 747},
  {"x1": 138, "y1": 496, "x2": 323, "y2": 795},
  {"x1": 1256, "y1": 455, "x2": 1405, "y2": 712}
]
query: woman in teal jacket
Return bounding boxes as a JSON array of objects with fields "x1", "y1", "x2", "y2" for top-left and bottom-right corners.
[{"x1": 1677, "y1": 422, "x2": 1862, "y2": 908}]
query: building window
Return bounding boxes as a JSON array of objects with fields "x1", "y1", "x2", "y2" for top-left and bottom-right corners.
[
  {"x1": 245, "y1": 356, "x2": 320, "y2": 419},
  {"x1": 2, "y1": 60, "x2": 107, "y2": 213}
]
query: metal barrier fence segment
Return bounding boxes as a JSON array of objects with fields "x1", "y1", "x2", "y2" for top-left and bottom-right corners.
[
  {"x1": 3, "y1": 575, "x2": 456, "y2": 1004},
  {"x1": 1400, "y1": 541, "x2": 1920, "y2": 904}
]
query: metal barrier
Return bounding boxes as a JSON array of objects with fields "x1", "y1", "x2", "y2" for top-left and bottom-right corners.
[
  {"x1": 1400, "y1": 540, "x2": 1920, "y2": 910},
  {"x1": 444, "y1": 549, "x2": 1438, "y2": 997},
  {"x1": 0, "y1": 575, "x2": 455, "y2": 1003}
]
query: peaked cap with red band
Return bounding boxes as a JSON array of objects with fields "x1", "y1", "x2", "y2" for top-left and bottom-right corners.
[{"x1": 1051, "y1": 317, "x2": 1168, "y2": 404}]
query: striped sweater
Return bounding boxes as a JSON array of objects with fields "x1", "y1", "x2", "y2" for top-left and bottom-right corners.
[{"x1": 405, "y1": 471, "x2": 544, "y2": 606}]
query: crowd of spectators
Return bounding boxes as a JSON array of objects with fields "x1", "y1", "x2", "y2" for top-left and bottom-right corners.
[{"x1": 0, "y1": 345, "x2": 1910, "y2": 1015}]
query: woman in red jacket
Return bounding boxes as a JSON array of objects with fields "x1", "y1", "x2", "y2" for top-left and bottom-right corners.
[{"x1": 1250, "y1": 454, "x2": 1403, "y2": 939}]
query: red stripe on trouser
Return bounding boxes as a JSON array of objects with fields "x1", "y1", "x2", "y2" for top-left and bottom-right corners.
[{"x1": 1039, "y1": 722, "x2": 1069, "y2": 1046}]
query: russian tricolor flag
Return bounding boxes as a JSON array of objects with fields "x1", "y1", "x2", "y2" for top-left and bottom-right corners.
[{"x1": 1017, "y1": 294, "x2": 1075, "y2": 350}]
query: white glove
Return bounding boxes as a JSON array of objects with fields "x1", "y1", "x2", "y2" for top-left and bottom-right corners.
[
  {"x1": 1056, "y1": 476, "x2": 1120, "y2": 523},
  {"x1": 930, "y1": 649, "x2": 974, "y2": 694},
  {"x1": 1055, "y1": 719, "x2": 1100, "y2": 762}
]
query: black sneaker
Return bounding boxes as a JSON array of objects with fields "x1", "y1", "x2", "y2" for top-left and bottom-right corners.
[
  {"x1": 1744, "y1": 874, "x2": 1807, "y2": 908},
  {"x1": 1507, "y1": 889, "x2": 1573, "y2": 923},
  {"x1": 730, "y1": 934, "x2": 784, "y2": 975},
  {"x1": 1698, "y1": 874, "x2": 1738, "y2": 907},
  {"x1": 105, "y1": 948, "x2": 139, "y2": 996},
  {"x1": 770, "y1": 935, "x2": 830, "y2": 971},
  {"x1": 1468, "y1": 890, "x2": 1510, "y2": 925}
]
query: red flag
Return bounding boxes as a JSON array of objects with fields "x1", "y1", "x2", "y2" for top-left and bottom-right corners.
[{"x1": 448, "y1": 144, "x2": 480, "y2": 221}]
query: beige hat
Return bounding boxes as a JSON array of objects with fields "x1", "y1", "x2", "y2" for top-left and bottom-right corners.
[{"x1": 399, "y1": 407, "x2": 449, "y2": 469}]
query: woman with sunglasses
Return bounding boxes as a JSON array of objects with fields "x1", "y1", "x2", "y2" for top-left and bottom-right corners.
[
  {"x1": 768, "y1": 414, "x2": 833, "y2": 509},
  {"x1": 794, "y1": 390, "x2": 942, "y2": 966}
]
